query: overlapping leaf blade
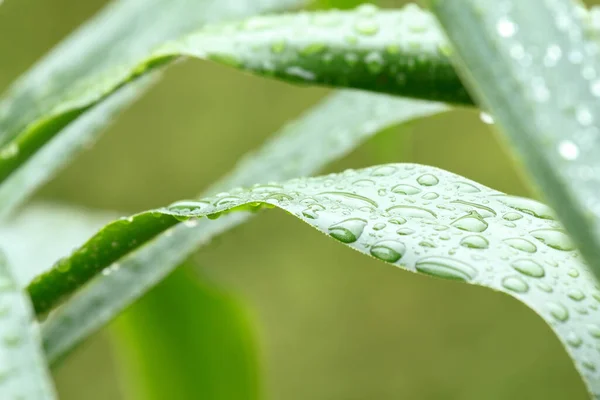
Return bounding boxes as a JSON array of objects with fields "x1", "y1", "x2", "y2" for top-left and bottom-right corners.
[
  {"x1": 34, "y1": 162, "x2": 600, "y2": 396},
  {"x1": 0, "y1": 0, "x2": 306, "y2": 214},
  {"x1": 0, "y1": 251, "x2": 56, "y2": 399},
  {"x1": 430, "y1": 0, "x2": 600, "y2": 298},
  {"x1": 39, "y1": 91, "x2": 448, "y2": 362}
]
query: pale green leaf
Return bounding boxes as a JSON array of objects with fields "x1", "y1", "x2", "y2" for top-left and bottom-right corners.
[
  {"x1": 39, "y1": 91, "x2": 448, "y2": 363},
  {"x1": 0, "y1": 0, "x2": 306, "y2": 212},
  {"x1": 430, "y1": 1, "x2": 600, "y2": 294},
  {"x1": 0, "y1": 251, "x2": 56, "y2": 399},
  {"x1": 34, "y1": 162, "x2": 600, "y2": 396}
]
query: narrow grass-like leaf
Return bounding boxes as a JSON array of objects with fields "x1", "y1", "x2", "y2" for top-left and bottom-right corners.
[
  {"x1": 0, "y1": 0, "x2": 305, "y2": 208},
  {"x1": 0, "y1": 73, "x2": 159, "y2": 219},
  {"x1": 33, "y1": 163, "x2": 600, "y2": 395},
  {"x1": 39, "y1": 91, "x2": 448, "y2": 363},
  {"x1": 114, "y1": 265, "x2": 260, "y2": 400},
  {"x1": 153, "y1": 5, "x2": 469, "y2": 105},
  {"x1": 430, "y1": 1, "x2": 600, "y2": 289},
  {"x1": 0, "y1": 251, "x2": 56, "y2": 399}
]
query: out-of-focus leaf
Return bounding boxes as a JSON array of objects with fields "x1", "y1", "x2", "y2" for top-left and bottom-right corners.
[
  {"x1": 0, "y1": 251, "x2": 56, "y2": 399},
  {"x1": 0, "y1": 0, "x2": 306, "y2": 212},
  {"x1": 34, "y1": 162, "x2": 600, "y2": 396},
  {"x1": 0, "y1": 203, "x2": 116, "y2": 286},
  {"x1": 39, "y1": 91, "x2": 448, "y2": 363},
  {"x1": 430, "y1": 1, "x2": 600, "y2": 297},
  {"x1": 113, "y1": 265, "x2": 259, "y2": 400}
]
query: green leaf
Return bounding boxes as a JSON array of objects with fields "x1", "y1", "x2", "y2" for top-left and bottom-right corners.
[
  {"x1": 0, "y1": 251, "x2": 56, "y2": 399},
  {"x1": 430, "y1": 2, "x2": 600, "y2": 290},
  {"x1": 113, "y1": 264, "x2": 260, "y2": 400},
  {"x1": 151, "y1": 5, "x2": 469, "y2": 105},
  {"x1": 0, "y1": 73, "x2": 159, "y2": 219},
  {"x1": 39, "y1": 91, "x2": 448, "y2": 363},
  {"x1": 33, "y1": 162, "x2": 600, "y2": 396},
  {"x1": 0, "y1": 0, "x2": 306, "y2": 212}
]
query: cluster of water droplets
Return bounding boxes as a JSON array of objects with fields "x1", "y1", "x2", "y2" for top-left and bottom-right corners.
[
  {"x1": 165, "y1": 163, "x2": 600, "y2": 384},
  {"x1": 172, "y1": 3, "x2": 470, "y2": 103}
]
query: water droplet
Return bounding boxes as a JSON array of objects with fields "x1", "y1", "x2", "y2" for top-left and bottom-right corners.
[
  {"x1": 317, "y1": 192, "x2": 378, "y2": 208},
  {"x1": 373, "y1": 223, "x2": 386, "y2": 231},
  {"x1": 503, "y1": 238, "x2": 537, "y2": 253},
  {"x1": 328, "y1": 218, "x2": 367, "y2": 243},
  {"x1": 451, "y1": 213, "x2": 488, "y2": 232},
  {"x1": 566, "y1": 332, "x2": 583, "y2": 347},
  {"x1": 460, "y1": 235, "x2": 489, "y2": 249},
  {"x1": 546, "y1": 302, "x2": 569, "y2": 322},
  {"x1": 503, "y1": 212, "x2": 523, "y2": 221},
  {"x1": 588, "y1": 324, "x2": 600, "y2": 338},
  {"x1": 496, "y1": 195, "x2": 555, "y2": 219},
  {"x1": 386, "y1": 205, "x2": 437, "y2": 219},
  {"x1": 415, "y1": 256, "x2": 477, "y2": 281},
  {"x1": 388, "y1": 217, "x2": 407, "y2": 225},
  {"x1": 391, "y1": 184, "x2": 422, "y2": 195},
  {"x1": 370, "y1": 240, "x2": 406, "y2": 263},
  {"x1": 497, "y1": 18, "x2": 517, "y2": 37},
  {"x1": 365, "y1": 52, "x2": 385, "y2": 74},
  {"x1": 530, "y1": 229, "x2": 575, "y2": 251},
  {"x1": 480, "y1": 112, "x2": 495, "y2": 124},
  {"x1": 567, "y1": 289, "x2": 586, "y2": 301},
  {"x1": 371, "y1": 165, "x2": 397, "y2": 176},
  {"x1": 419, "y1": 241, "x2": 436, "y2": 248},
  {"x1": 502, "y1": 276, "x2": 529, "y2": 293},
  {"x1": 417, "y1": 174, "x2": 439, "y2": 186},
  {"x1": 357, "y1": 3, "x2": 379, "y2": 16},
  {"x1": 354, "y1": 18, "x2": 379, "y2": 36},
  {"x1": 453, "y1": 182, "x2": 481, "y2": 193},
  {"x1": 511, "y1": 259, "x2": 545, "y2": 278},
  {"x1": 422, "y1": 192, "x2": 439, "y2": 200},
  {"x1": 568, "y1": 268, "x2": 580, "y2": 278},
  {"x1": 301, "y1": 43, "x2": 326, "y2": 56},
  {"x1": 537, "y1": 282, "x2": 553, "y2": 293},
  {"x1": 396, "y1": 227, "x2": 415, "y2": 236},
  {"x1": 558, "y1": 140, "x2": 580, "y2": 160}
]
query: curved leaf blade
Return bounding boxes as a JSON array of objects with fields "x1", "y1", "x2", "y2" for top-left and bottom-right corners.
[
  {"x1": 33, "y1": 163, "x2": 600, "y2": 396},
  {"x1": 0, "y1": 252, "x2": 56, "y2": 399},
  {"x1": 39, "y1": 91, "x2": 448, "y2": 362},
  {"x1": 0, "y1": 0, "x2": 306, "y2": 208},
  {"x1": 430, "y1": 1, "x2": 600, "y2": 290}
]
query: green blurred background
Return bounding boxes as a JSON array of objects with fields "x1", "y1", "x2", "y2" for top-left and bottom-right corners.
[{"x1": 0, "y1": 0, "x2": 596, "y2": 398}]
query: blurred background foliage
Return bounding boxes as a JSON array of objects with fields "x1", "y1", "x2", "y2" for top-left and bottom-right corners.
[{"x1": 1, "y1": 0, "x2": 598, "y2": 398}]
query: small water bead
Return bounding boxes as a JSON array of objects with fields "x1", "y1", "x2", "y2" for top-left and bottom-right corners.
[
  {"x1": 422, "y1": 192, "x2": 439, "y2": 200},
  {"x1": 388, "y1": 217, "x2": 407, "y2": 225},
  {"x1": 317, "y1": 191, "x2": 378, "y2": 208},
  {"x1": 328, "y1": 218, "x2": 367, "y2": 243},
  {"x1": 503, "y1": 212, "x2": 523, "y2": 221},
  {"x1": 566, "y1": 332, "x2": 583, "y2": 348},
  {"x1": 371, "y1": 165, "x2": 397, "y2": 176},
  {"x1": 558, "y1": 140, "x2": 580, "y2": 160},
  {"x1": 415, "y1": 256, "x2": 478, "y2": 282},
  {"x1": 530, "y1": 229, "x2": 575, "y2": 251},
  {"x1": 567, "y1": 289, "x2": 586, "y2": 301},
  {"x1": 460, "y1": 235, "x2": 489, "y2": 249},
  {"x1": 419, "y1": 241, "x2": 436, "y2": 248},
  {"x1": 417, "y1": 174, "x2": 439, "y2": 186},
  {"x1": 451, "y1": 213, "x2": 488, "y2": 233},
  {"x1": 370, "y1": 240, "x2": 406, "y2": 263},
  {"x1": 453, "y1": 182, "x2": 481, "y2": 193},
  {"x1": 536, "y1": 282, "x2": 553, "y2": 293},
  {"x1": 479, "y1": 112, "x2": 495, "y2": 124},
  {"x1": 354, "y1": 18, "x2": 379, "y2": 36},
  {"x1": 301, "y1": 42, "x2": 326, "y2": 56},
  {"x1": 582, "y1": 360, "x2": 597, "y2": 372},
  {"x1": 373, "y1": 223, "x2": 386, "y2": 231},
  {"x1": 511, "y1": 259, "x2": 545, "y2": 278},
  {"x1": 502, "y1": 276, "x2": 529, "y2": 293},
  {"x1": 497, "y1": 17, "x2": 517, "y2": 38},
  {"x1": 357, "y1": 3, "x2": 379, "y2": 16},
  {"x1": 588, "y1": 324, "x2": 600, "y2": 338},
  {"x1": 365, "y1": 52, "x2": 385, "y2": 74},
  {"x1": 568, "y1": 268, "x2": 580, "y2": 278},
  {"x1": 503, "y1": 238, "x2": 537, "y2": 253},
  {"x1": 386, "y1": 205, "x2": 437, "y2": 219},
  {"x1": 396, "y1": 227, "x2": 415, "y2": 236},
  {"x1": 391, "y1": 184, "x2": 422, "y2": 195},
  {"x1": 547, "y1": 302, "x2": 569, "y2": 322}
]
